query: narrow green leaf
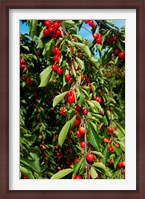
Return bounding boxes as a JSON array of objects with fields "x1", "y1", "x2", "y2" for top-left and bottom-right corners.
[
  {"x1": 91, "y1": 100, "x2": 104, "y2": 113},
  {"x1": 87, "y1": 122, "x2": 101, "y2": 150},
  {"x1": 51, "y1": 168, "x2": 73, "y2": 179},
  {"x1": 69, "y1": 115, "x2": 76, "y2": 127},
  {"x1": 58, "y1": 120, "x2": 70, "y2": 146},
  {"x1": 73, "y1": 158, "x2": 84, "y2": 175},
  {"x1": 91, "y1": 151, "x2": 104, "y2": 158},
  {"x1": 73, "y1": 42, "x2": 91, "y2": 58},
  {"x1": 75, "y1": 57, "x2": 84, "y2": 70},
  {"x1": 20, "y1": 153, "x2": 41, "y2": 174},
  {"x1": 114, "y1": 156, "x2": 121, "y2": 169},
  {"x1": 71, "y1": 34, "x2": 83, "y2": 41},
  {"x1": 102, "y1": 145, "x2": 109, "y2": 164},
  {"x1": 93, "y1": 162, "x2": 106, "y2": 174},
  {"x1": 62, "y1": 20, "x2": 76, "y2": 29},
  {"x1": 43, "y1": 39, "x2": 54, "y2": 59},
  {"x1": 29, "y1": 20, "x2": 38, "y2": 39},
  {"x1": 53, "y1": 91, "x2": 67, "y2": 108},
  {"x1": 22, "y1": 45, "x2": 30, "y2": 51},
  {"x1": 90, "y1": 166, "x2": 98, "y2": 179},
  {"x1": 39, "y1": 66, "x2": 52, "y2": 87}
]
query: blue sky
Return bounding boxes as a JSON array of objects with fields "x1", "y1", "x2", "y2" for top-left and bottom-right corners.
[{"x1": 20, "y1": 20, "x2": 125, "y2": 41}]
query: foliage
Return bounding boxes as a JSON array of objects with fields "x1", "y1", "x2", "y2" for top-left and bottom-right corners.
[{"x1": 20, "y1": 19, "x2": 125, "y2": 179}]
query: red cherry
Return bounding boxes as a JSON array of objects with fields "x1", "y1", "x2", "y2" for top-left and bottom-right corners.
[
  {"x1": 113, "y1": 48, "x2": 120, "y2": 55},
  {"x1": 52, "y1": 47, "x2": 60, "y2": 55},
  {"x1": 83, "y1": 108, "x2": 88, "y2": 115},
  {"x1": 65, "y1": 74, "x2": 71, "y2": 81},
  {"x1": 97, "y1": 33, "x2": 102, "y2": 38},
  {"x1": 94, "y1": 96, "x2": 102, "y2": 103},
  {"x1": 44, "y1": 20, "x2": 52, "y2": 27},
  {"x1": 108, "y1": 127, "x2": 114, "y2": 134},
  {"x1": 52, "y1": 64, "x2": 58, "y2": 72},
  {"x1": 122, "y1": 161, "x2": 125, "y2": 167},
  {"x1": 48, "y1": 26, "x2": 55, "y2": 33},
  {"x1": 74, "y1": 118, "x2": 81, "y2": 126},
  {"x1": 84, "y1": 20, "x2": 89, "y2": 24},
  {"x1": 112, "y1": 36, "x2": 118, "y2": 42},
  {"x1": 86, "y1": 154, "x2": 95, "y2": 163},
  {"x1": 20, "y1": 59, "x2": 26, "y2": 64},
  {"x1": 74, "y1": 157, "x2": 80, "y2": 164},
  {"x1": 117, "y1": 162, "x2": 123, "y2": 168},
  {"x1": 74, "y1": 175, "x2": 81, "y2": 179},
  {"x1": 57, "y1": 68, "x2": 63, "y2": 75},
  {"x1": 67, "y1": 90, "x2": 74, "y2": 97},
  {"x1": 75, "y1": 130, "x2": 82, "y2": 138},
  {"x1": 67, "y1": 95, "x2": 75, "y2": 104},
  {"x1": 40, "y1": 144, "x2": 46, "y2": 150},
  {"x1": 109, "y1": 159, "x2": 113, "y2": 164},
  {"x1": 105, "y1": 37, "x2": 110, "y2": 43},
  {"x1": 20, "y1": 64, "x2": 26, "y2": 69},
  {"x1": 118, "y1": 52, "x2": 125, "y2": 60},
  {"x1": 96, "y1": 37, "x2": 102, "y2": 44},
  {"x1": 23, "y1": 175, "x2": 28, "y2": 179},
  {"x1": 78, "y1": 126, "x2": 86, "y2": 135},
  {"x1": 74, "y1": 104, "x2": 81, "y2": 112},
  {"x1": 108, "y1": 146, "x2": 114, "y2": 152},
  {"x1": 80, "y1": 141, "x2": 85, "y2": 149},
  {"x1": 43, "y1": 28, "x2": 49, "y2": 37},
  {"x1": 56, "y1": 29, "x2": 61, "y2": 37},
  {"x1": 103, "y1": 138, "x2": 109, "y2": 143},
  {"x1": 50, "y1": 33, "x2": 57, "y2": 39},
  {"x1": 86, "y1": 77, "x2": 91, "y2": 83},
  {"x1": 93, "y1": 33, "x2": 98, "y2": 39},
  {"x1": 53, "y1": 21, "x2": 60, "y2": 29},
  {"x1": 81, "y1": 74, "x2": 85, "y2": 81},
  {"x1": 53, "y1": 55, "x2": 60, "y2": 63}
]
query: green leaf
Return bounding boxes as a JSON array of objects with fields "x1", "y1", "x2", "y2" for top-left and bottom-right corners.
[
  {"x1": 73, "y1": 42, "x2": 91, "y2": 58},
  {"x1": 51, "y1": 168, "x2": 73, "y2": 179},
  {"x1": 53, "y1": 91, "x2": 67, "y2": 108},
  {"x1": 69, "y1": 115, "x2": 76, "y2": 127},
  {"x1": 113, "y1": 145, "x2": 123, "y2": 156},
  {"x1": 62, "y1": 20, "x2": 76, "y2": 29},
  {"x1": 20, "y1": 152, "x2": 41, "y2": 174},
  {"x1": 91, "y1": 100, "x2": 104, "y2": 113},
  {"x1": 91, "y1": 151, "x2": 104, "y2": 158},
  {"x1": 114, "y1": 156, "x2": 121, "y2": 169},
  {"x1": 43, "y1": 39, "x2": 54, "y2": 59},
  {"x1": 39, "y1": 66, "x2": 52, "y2": 87},
  {"x1": 20, "y1": 166, "x2": 34, "y2": 179},
  {"x1": 87, "y1": 122, "x2": 101, "y2": 150},
  {"x1": 116, "y1": 39, "x2": 125, "y2": 52},
  {"x1": 102, "y1": 145, "x2": 109, "y2": 164},
  {"x1": 71, "y1": 34, "x2": 83, "y2": 41},
  {"x1": 58, "y1": 120, "x2": 70, "y2": 146},
  {"x1": 22, "y1": 45, "x2": 30, "y2": 51},
  {"x1": 93, "y1": 162, "x2": 106, "y2": 174},
  {"x1": 90, "y1": 166, "x2": 98, "y2": 179},
  {"x1": 29, "y1": 20, "x2": 38, "y2": 39},
  {"x1": 75, "y1": 57, "x2": 84, "y2": 70},
  {"x1": 73, "y1": 158, "x2": 84, "y2": 175}
]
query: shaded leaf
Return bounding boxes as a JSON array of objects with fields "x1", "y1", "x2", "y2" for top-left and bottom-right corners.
[
  {"x1": 39, "y1": 66, "x2": 52, "y2": 87},
  {"x1": 58, "y1": 120, "x2": 70, "y2": 146},
  {"x1": 90, "y1": 166, "x2": 98, "y2": 179},
  {"x1": 53, "y1": 91, "x2": 67, "y2": 107},
  {"x1": 87, "y1": 122, "x2": 101, "y2": 150}
]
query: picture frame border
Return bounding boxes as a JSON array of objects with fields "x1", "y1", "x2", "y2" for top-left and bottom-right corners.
[{"x1": 0, "y1": 0, "x2": 145, "y2": 198}]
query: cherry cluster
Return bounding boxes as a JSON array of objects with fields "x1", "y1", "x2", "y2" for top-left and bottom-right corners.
[
  {"x1": 51, "y1": 46, "x2": 63, "y2": 75},
  {"x1": 84, "y1": 20, "x2": 96, "y2": 29},
  {"x1": 43, "y1": 20, "x2": 61, "y2": 38}
]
